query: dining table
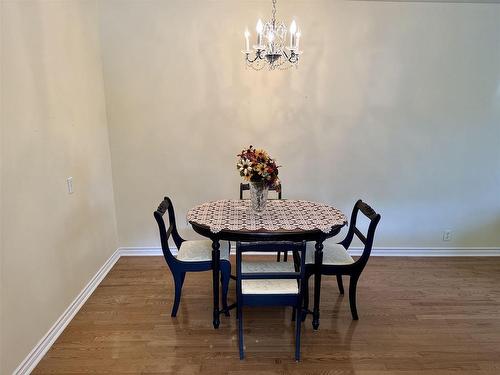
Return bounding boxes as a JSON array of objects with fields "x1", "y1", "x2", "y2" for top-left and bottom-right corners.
[{"x1": 186, "y1": 199, "x2": 348, "y2": 330}]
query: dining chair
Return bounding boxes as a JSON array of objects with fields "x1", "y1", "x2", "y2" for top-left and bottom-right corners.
[
  {"x1": 154, "y1": 196, "x2": 232, "y2": 317},
  {"x1": 302, "y1": 200, "x2": 380, "y2": 320},
  {"x1": 239, "y1": 182, "x2": 288, "y2": 262},
  {"x1": 236, "y1": 241, "x2": 307, "y2": 361}
]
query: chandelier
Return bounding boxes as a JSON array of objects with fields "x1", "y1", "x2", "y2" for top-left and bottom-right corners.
[{"x1": 242, "y1": 0, "x2": 302, "y2": 70}]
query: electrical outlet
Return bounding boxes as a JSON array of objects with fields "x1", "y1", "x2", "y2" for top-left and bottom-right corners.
[
  {"x1": 443, "y1": 230, "x2": 452, "y2": 241},
  {"x1": 66, "y1": 177, "x2": 74, "y2": 194}
]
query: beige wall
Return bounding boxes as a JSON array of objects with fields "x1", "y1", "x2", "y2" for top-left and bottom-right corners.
[
  {"x1": 99, "y1": 0, "x2": 500, "y2": 248},
  {"x1": 0, "y1": 2, "x2": 4, "y2": 365},
  {"x1": 1, "y1": 1, "x2": 118, "y2": 373},
  {"x1": 1, "y1": 0, "x2": 499, "y2": 372}
]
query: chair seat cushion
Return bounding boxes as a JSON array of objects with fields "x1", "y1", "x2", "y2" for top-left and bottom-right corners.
[
  {"x1": 176, "y1": 240, "x2": 230, "y2": 262},
  {"x1": 242, "y1": 261, "x2": 295, "y2": 273},
  {"x1": 305, "y1": 242, "x2": 354, "y2": 265},
  {"x1": 241, "y1": 261, "x2": 298, "y2": 294}
]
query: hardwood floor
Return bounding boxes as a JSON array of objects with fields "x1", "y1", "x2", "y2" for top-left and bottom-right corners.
[{"x1": 34, "y1": 256, "x2": 500, "y2": 374}]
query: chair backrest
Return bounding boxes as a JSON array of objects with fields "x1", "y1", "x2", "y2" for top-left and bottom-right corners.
[
  {"x1": 339, "y1": 200, "x2": 381, "y2": 268},
  {"x1": 236, "y1": 241, "x2": 307, "y2": 293},
  {"x1": 153, "y1": 197, "x2": 185, "y2": 267},
  {"x1": 239, "y1": 182, "x2": 282, "y2": 200}
]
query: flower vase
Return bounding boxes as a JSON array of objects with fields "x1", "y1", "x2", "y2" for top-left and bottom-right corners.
[{"x1": 249, "y1": 181, "x2": 269, "y2": 212}]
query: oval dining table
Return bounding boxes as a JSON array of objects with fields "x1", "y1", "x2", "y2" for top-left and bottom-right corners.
[{"x1": 187, "y1": 199, "x2": 348, "y2": 330}]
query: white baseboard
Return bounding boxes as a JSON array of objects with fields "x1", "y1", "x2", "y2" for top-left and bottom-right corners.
[
  {"x1": 119, "y1": 247, "x2": 164, "y2": 256},
  {"x1": 348, "y1": 247, "x2": 500, "y2": 256},
  {"x1": 118, "y1": 246, "x2": 500, "y2": 257},
  {"x1": 14, "y1": 244, "x2": 500, "y2": 374},
  {"x1": 13, "y1": 249, "x2": 122, "y2": 375}
]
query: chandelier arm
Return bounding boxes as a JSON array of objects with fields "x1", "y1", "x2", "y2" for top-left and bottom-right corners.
[
  {"x1": 282, "y1": 49, "x2": 297, "y2": 64},
  {"x1": 246, "y1": 50, "x2": 266, "y2": 63},
  {"x1": 247, "y1": 55, "x2": 260, "y2": 63}
]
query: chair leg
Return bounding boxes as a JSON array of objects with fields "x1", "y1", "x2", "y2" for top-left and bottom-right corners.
[
  {"x1": 238, "y1": 305, "x2": 244, "y2": 359},
  {"x1": 171, "y1": 272, "x2": 183, "y2": 317},
  {"x1": 295, "y1": 306, "x2": 302, "y2": 361},
  {"x1": 302, "y1": 275, "x2": 310, "y2": 322},
  {"x1": 220, "y1": 262, "x2": 231, "y2": 317},
  {"x1": 349, "y1": 275, "x2": 360, "y2": 320},
  {"x1": 276, "y1": 251, "x2": 281, "y2": 262},
  {"x1": 291, "y1": 307, "x2": 296, "y2": 322},
  {"x1": 283, "y1": 251, "x2": 288, "y2": 262},
  {"x1": 336, "y1": 275, "x2": 344, "y2": 295},
  {"x1": 180, "y1": 272, "x2": 186, "y2": 288}
]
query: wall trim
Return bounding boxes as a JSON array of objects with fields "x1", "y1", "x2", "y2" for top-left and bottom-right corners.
[
  {"x1": 347, "y1": 246, "x2": 500, "y2": 256},
  {"x1": 119, "y1": 247, "x2": 163, "y2": 256},
  {"x1": 119, "y1": 246, "x2": 500, "y2": 257},
  {"x1": 13, "y1": 244, "x2": 500, "y2": 374},
  {"x1": 13, "y1": 249, "x2": 122, "y2": 375}
]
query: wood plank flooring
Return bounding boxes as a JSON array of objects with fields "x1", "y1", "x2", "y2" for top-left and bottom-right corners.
[{"x1": 34, "y1": 256, "x2": 500, "y2": 374}]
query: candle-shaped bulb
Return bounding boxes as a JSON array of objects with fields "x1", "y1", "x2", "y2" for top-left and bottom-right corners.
[
  {"x1": 256, "y1": 19, "x2": 264, "y2": 47},
  {"x1": 295, "y1": 30, "x2": 301, "y2": 50},
  {"x1": 256, "y1": 19, "x2": 264, "y2": 34},
  {"x1": 244, "y1": 29, "x2": 250, "y2": 51},
  {"x1": 290, "y1": 20, "x2": 297, "y2": 48}
]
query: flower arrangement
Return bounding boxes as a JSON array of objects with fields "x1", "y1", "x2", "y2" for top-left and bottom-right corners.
[{"x1": 236, "y1": 145, "x2": 280, "y2": 189}]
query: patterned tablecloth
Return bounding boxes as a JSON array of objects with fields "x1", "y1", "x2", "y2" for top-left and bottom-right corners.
[{"x1": 187, "y1": 199, "x2": 348, "y2": 234}]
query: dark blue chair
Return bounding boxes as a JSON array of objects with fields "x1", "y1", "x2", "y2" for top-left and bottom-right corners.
[
  {"x1": 236, "y1": 241, "x2": 307, "y2": 361},
  {"x1": 239, "y1": 182, "x2": 288, "y2": 262},
  {"x1": 302, "y1": 200, "x2": 380, "y2": 321},
  {"x1": 154, "y1": 197, "x2": 231, "y2": 317}
]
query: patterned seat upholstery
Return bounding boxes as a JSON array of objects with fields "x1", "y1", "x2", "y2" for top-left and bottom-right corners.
[
  {"x1": 305, "y1": 242, "x2": 354, "y2": 265},
  {"x1": 241, "y1": 261, "x2": 298, "y2": 294},
  {"x1": 177, "y1": 240, "x2": 230, "y2": 262}
]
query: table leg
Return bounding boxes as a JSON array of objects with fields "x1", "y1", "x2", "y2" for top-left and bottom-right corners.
[
  {"x1": 312, "y1": 240, "x2": 324, "y2": 330},
  {"x1": 212, "y1": 239, "x2": 221, "y2": 329}
]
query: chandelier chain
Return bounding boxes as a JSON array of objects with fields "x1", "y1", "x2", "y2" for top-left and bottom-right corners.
[{"x1": 271, "y1": 0, "x2": 277, "y2": 25}]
